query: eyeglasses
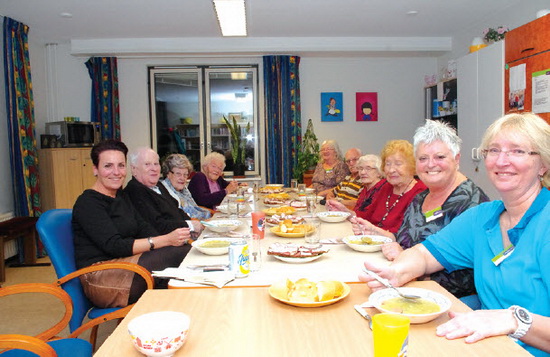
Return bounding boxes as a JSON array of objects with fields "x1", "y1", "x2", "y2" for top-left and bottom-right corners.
[
  {"x1": 357, "y1": 166, "x2": 377, "y2": 172},
  {"x1": 345, "y1": 158, "x2": 359, "y2": 164},
  {"x1": 481, "y1": 147, "x2": 540, "y2": 159},
  {"x1": 170, "y1": 170, "x2": 189, "y2": 178}
]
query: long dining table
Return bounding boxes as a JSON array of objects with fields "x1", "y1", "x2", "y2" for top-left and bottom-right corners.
[{"x1": 95, "y1": 189, "x2": 532, "y2": 356}]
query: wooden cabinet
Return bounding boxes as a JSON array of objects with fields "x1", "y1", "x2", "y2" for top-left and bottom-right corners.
[
  {"x1": 38, "y1": 148, "x2": 95, "y2": 210},
  {"x1": 505, "y1": 14, "x2": 550, "y2": 124}
]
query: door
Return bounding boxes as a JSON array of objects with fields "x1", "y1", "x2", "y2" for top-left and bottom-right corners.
[{"x1": 149, "y1": 66, "x2": 260, "y2": 176}]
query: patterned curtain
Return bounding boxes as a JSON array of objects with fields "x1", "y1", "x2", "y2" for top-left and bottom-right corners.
[
  {"x1": 85, "y1": 57, "x2": 120, "y2": 140},
  {"x1": 263, "y1": 55, "x2": 301, "y2": 185},
  {"x1": 3, "y1": 17, "x2": 41, "y2": 217}
]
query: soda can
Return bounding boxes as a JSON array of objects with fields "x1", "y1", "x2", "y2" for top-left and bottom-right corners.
[{"x1": 229, "y1": 239, "x2": 250, "y2": 278}]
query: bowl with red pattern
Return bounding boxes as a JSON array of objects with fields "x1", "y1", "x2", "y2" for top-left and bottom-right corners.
[{"x1": 128, "y1": 311, "x2": 190, "y2": 356}]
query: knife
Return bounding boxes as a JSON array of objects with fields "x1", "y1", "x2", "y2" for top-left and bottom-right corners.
[{"x1": 354, "y1": 304, "x2": 373, "y2": 330}]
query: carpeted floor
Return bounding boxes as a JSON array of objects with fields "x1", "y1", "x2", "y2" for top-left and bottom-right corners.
[{"x1": 0, "y1": 256, "x2": 117, "y2": 351}]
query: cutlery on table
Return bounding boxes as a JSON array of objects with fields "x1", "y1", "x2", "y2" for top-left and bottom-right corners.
[
  {"x1": 354, "y1": 304, "x2": 373, "y2": 329},
  {"x1": 362, "y1": 267, "x2": 420, "y2": 300}
]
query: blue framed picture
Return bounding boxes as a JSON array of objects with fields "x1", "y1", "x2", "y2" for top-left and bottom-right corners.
[{"x1": 321, "y1": 92, "x2": 343, "y2": 122}]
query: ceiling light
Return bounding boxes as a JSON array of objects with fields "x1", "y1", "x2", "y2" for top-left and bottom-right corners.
[
  {"x1": 231, "y1": 72, "x2": 248, "y2": 80},
  {"x1": 407, "y1": 10, "x2": 418, "y2": 16},
  {"x1": 59, "y1": 12, "x2": 73, "y2": 18},
  {"x1": 213, "y1": 0, "x2": 247, "y2": 37}
]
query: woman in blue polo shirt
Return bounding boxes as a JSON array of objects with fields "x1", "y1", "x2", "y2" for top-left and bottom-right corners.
[{"x1": 359, "y1": 113, "x2": 550, "y2": 356}]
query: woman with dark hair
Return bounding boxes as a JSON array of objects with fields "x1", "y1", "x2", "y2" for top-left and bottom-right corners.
[{"x1": 72, "y1": 139, "x2": 190, "y2": 308}]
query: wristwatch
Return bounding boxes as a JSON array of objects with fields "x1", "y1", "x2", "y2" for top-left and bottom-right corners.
[
  {"x1": 148, "y1": 237, "x2": 155, "y2": 251},
  {"x1": 508, "y1": 305, "x2": 532, "y2": 339}
]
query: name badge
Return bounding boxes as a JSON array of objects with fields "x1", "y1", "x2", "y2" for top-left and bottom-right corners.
[
  {"x1": 424, "y1": 207, "x2": 444, "y2": 223},
  {"x1": 491, "y1": 244, "x2": 515, "y2": 266}
]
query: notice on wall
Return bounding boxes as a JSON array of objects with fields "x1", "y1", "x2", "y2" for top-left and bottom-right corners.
[
  {"x1": 509, "y1": 64, "x2": 526, "y2": 110},
  {"x1": 532, "y1": 69, "x2": 550, "y2": 114}
]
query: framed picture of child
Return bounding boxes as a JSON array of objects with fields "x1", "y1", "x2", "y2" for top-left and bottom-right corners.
[
  {"x1": 320, "y1": 92, "x2": 343, "y2": 122},
  {"x1": 356, "y1": 92, "x2": 378, "y2": 122}
]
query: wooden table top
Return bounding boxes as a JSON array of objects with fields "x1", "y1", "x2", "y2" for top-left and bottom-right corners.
[{"x1": 95, "y1": 281, "x2": 530, "y2": 357}]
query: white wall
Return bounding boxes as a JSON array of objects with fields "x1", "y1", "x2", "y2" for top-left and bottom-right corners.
[{"x1": 300, "y1": 56, "x2": 436, "y2": 155}]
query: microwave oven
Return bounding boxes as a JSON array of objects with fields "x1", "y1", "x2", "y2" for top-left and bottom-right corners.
[{"x1": 45, "y1": 121, "x2": 101, "y2": 147}]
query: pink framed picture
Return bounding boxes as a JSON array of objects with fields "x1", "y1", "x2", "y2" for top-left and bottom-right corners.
[{"x1": 355, "y1": 92, "x2": 378, "y2": 122}]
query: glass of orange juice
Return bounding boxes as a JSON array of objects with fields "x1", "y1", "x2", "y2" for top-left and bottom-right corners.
[{"x1": 372, "y1": 313, "x2": 410, "y2": 357}]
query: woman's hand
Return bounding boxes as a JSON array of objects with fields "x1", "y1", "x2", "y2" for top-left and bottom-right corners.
[
  {"x1": 165, "y1": 227, "x2": 192, "y2": 246},
  {"x1": 349, "y1": 216, "x2": 375, "y2": 235},
  {"x1": 325, "y1": 190, "x2": 335, "y2": 200},
  {"x1": 436, "y1": 310, "x2": 516, "y2": 343},
  {"x1": 382, "y1": 242, "x2": 403, "y2": 261},
  {"x1": 225, "y1": 180, "x2": 239, "y2": 194},
  {"x1": 358, "y1": 261, "x2": 400, "y2": 291},
  {"x1": 326, "y1": 199, "x2": 348, "y2": 212}
]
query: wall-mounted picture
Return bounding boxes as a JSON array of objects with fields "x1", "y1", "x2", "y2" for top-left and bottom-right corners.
[
  {"x1": 320, "y1": 92, "x2": 343, "y2": 122},
  {"x1": 356, "y1": 92, "x2": 378, "y2": 122}
]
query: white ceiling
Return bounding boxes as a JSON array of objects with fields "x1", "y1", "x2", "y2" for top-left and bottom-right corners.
[{"x1": 2, "y1": 0, "x2": 524, "y2": 44}]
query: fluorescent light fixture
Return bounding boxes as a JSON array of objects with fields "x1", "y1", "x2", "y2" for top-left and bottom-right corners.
[
  {"x1": 213, "y1": 0, "x2": 247, "y2": 37},
  {"x1": 231, "y1": 72, "x2": 248, "y2": 80}
]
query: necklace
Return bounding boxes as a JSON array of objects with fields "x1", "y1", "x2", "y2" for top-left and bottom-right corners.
[{"x1": 377, "y1": 178, "x2": 415, "y2": 227}]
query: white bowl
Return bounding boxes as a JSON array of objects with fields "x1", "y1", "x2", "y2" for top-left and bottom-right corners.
[
  {"x1": 342, "y1": 235, "x2": 392, "y2": 252},
  {"x1": 204, "y1": 219, "x2": 243, "y2": 233},
  {"x1": 128, "y1": 311, "x2": 190, "y2": 356},
  {"x1": 216, "y1": 204, "x2": 229, "y2": 214},
  {"x1": 316, "y1": 211, "x2": 350, "y2": 223},
  {"x1": 369, "y1": 287, "x2": 452, "y2": 324},
  {"x1": 191, "y1": 238, "x2": 232, "y2": 255}
]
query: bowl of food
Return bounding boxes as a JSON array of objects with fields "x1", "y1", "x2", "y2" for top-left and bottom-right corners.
[
  {"x1": 191, "y1": 238, "x2": 232, "y2": 255},
  {"x1": 203, "y1": 219, "x2": 243, "y2": 233},
  {"x1": 342, "y1": 235, "x2": 392, "y2": 252},
  {"x1": 128, "y1": 311, "x2": 190, "y2": 356},
  {"x1": 316, "y1": 211, "x2": 351, "y2": 223},
  {"x1": 369, "y1": 287, "x2": 452, "y2": 324},
  {"x1": 216, "y1": 204, "x2": 229, "y2": 214},
  {"x1": 268, "y1": 278, "x2": 350, "y2": 307}
]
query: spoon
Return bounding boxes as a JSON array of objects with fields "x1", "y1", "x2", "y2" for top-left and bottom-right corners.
[
  {"x1": 362, "y1": 267, "x2": 420, "y2": 300},
  {"x1": 353, "y1": 305, "x2": 372, "y2": 329}
]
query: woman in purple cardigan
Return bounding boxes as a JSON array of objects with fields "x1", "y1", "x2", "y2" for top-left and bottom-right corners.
[{"x1": 188, "y1": 152, "x2": 239, "y2": 209}]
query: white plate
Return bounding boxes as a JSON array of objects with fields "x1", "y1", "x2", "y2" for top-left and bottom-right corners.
[
  {"x1": 342, "y1": 235, "x2": 393, "y2": 252},
  {"x1": 316, "y1": 211, "x2": 351, "y2": 223},
  {"x1": 369, "y1": 287, "x2": 452, "y2": 324},
  {"x1": 191, "y1": 238, "x2": 232, "y2": 255},
  {"x1": 272, "y1": 254, "x2": 325, "y2": 263},
  {"x1": 204, "y1": 219, "x2": 243, "y2": 233},
  {"x1": 265, "y1": 184, "x2": 284, "y2": 187}
]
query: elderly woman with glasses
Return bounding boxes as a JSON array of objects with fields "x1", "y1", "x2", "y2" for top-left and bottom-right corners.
[
  {"x1": 352, "y1": 120, "x2": 489, "y2": 298},
  {"x1": 327, "y1": 154, "x2": 386, "y2": 213},
  {"x1": 359, "y1": 113, "x2": 550, "y2": 356},
  {"x1": 160, "y1": 154, "x2": 212, "y2": 220},
  {"x1": 311, "y1": 140, "x2": 350, "y2": 197},
  {"x1": 330, "y1": 140, "x2": 426, "y2": 233},
  {"x1": 188, "y1": 152, "x2": 239, "y2": 209}
]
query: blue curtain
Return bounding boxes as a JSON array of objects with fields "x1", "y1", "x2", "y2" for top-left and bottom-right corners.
[
  {"x1": 263, "y1": 56, "x2": 301, "y2": 185},
  {"x1": 85, "y1": 57, "x2": 120, "y2": 140},
  {"x1": 3, "y1": 17, "x2": 41, "y2": 218}
]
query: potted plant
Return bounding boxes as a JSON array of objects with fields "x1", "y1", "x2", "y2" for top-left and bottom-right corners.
[
  {"x1": 293, "y1": 119, "x2": 320, "y2": 183},
  {"x1": 222, "y1": 115, "x2": 250, "y2": 177}
]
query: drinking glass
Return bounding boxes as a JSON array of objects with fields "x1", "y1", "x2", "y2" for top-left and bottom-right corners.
[
  {"x1": 306, "y1": 194, "x2": 317, "y2": 215},
  {"x1": 227, "y1": 196, "x2": 238, "y2": 218},
  {"x1": 373, "y1": 313, "x2": 410, "y2": 357},
  {"x1": 297, "y1": 183, "x2": 306, "y2": 198},
  {"x1": 304, "y1": 217, "x2": 321, "y2": 247},
  {"x1": 290, "y1": 179, "x2": 298, "y2": 191},
  {"x1": 248, "y1": 234, "x2": 262, "y2": 272}
]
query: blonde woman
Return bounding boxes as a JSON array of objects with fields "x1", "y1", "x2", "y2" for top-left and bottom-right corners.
[{"x1": 311, "y1": 139, "x2": 349, "y2": 196}]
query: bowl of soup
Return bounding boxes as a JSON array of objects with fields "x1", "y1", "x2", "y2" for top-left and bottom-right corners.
[
  {"x1": 342, "y1": 235, "x2": 392, "y2": 252},
  {"x1": 316, "y1": 211, "x2": 351, "y2": 223},
  {"x1": 191, "y1": 238, "x2": 232, "y2": 255},
  {"x1": 369, "y1": 287, "x2": 452, "y2": 324}
]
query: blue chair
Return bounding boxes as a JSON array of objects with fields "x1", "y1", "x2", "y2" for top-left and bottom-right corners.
[
  {"x1": 0, "y1": 283, "x2": 92, "y2": 357},
  {"x1": 36, "y1": 209, "x2": 154, "y2": 349}
]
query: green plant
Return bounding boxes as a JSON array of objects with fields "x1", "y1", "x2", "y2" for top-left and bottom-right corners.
[
  {"x1": 222, "y1": 115, "x2": 250, "y2": 166},
  {"x1": 293, "y1": 119, "x2": 320, "y2": 181},
  {"x1": 483, "y1": 26, "x2": 508, "y2": 43}
]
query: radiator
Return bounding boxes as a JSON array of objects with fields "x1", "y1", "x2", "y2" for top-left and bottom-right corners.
[{"x1": 1, "y1": 212, "x2": 17, "y2": 260}]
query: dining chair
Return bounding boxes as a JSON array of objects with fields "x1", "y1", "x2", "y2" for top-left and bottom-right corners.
[
  {"x1": 0, "y1": 282, "x2": 92, "y2": 357},
  {"x1": 36, "y1": 209, "x2": 155, "y2": 350}
]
